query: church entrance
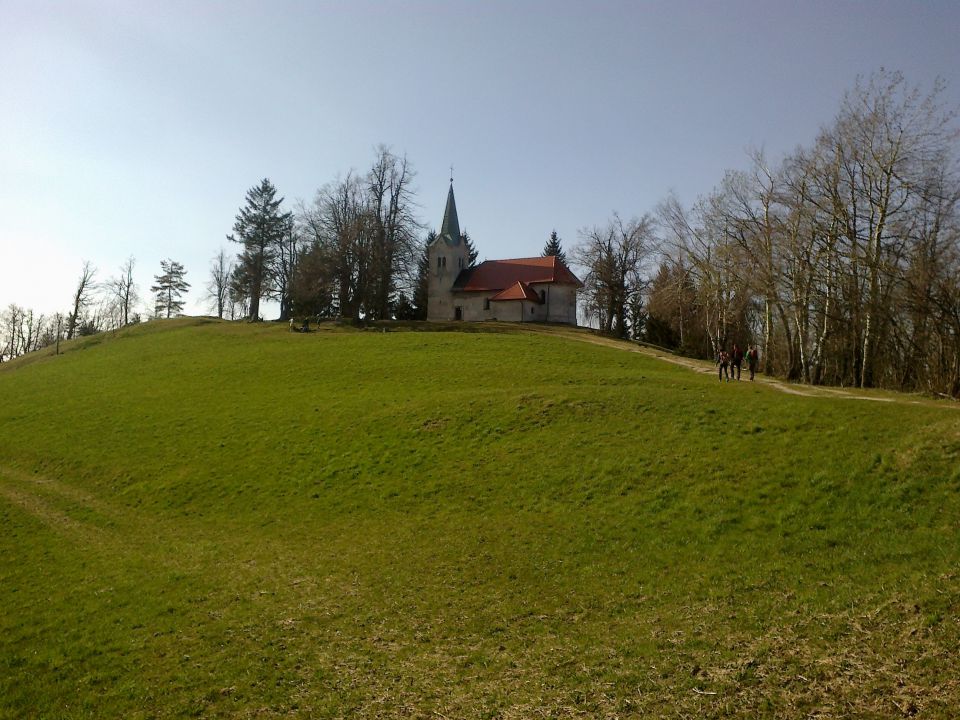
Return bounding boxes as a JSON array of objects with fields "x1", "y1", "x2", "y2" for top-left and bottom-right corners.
[{"x1": 454, "y1": 306, "x2": 463, "y2": 321}]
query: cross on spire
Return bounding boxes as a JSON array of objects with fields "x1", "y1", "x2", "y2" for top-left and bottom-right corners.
[{"x1": 450, "y1": 165, "x2": 454, "y2": 184}]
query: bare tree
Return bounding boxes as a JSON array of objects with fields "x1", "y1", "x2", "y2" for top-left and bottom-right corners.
[
  {"x1": 784, "y1": 71, "x2": 960, "y2": 388},
  {"x1": 657, "y1": 193, "x2": 752, "y2": 356},
  {"x1": 366, "y1": 145, "x2": 422, "y2": 319},
  {"x1": 295, "y1": 148, "x2": 423, "y2": 321},
  {"x1": 66, "y1": 261, "x2": 97, "y2": 340},
  {"x1": 574, "y1": 213, "x2": 655, "y2": 338},
  {"x1": 299, "y1": 171, "x2": 373, "y2": 320},
  {"x1": 645, "y1": 260, "x2": 708, "y2": 353},
  {"x1": 266, "y1": 224, "x2": 301, "y2": 321},
  {"x1": 290, "y1": 235, "x2": 339, "y2": 318},
  {"x1": 104, "y1": 256, "x2": 139, "y2": 328},
  {"x1": 206, "y1": 248, "x2": 234, "y2": 319},
  {"x1": 1, "y1": 305, "x2": 57, "y2": 361},
  {"x1": 1, "y1": 304, "x2": 24, "y2": 361}
]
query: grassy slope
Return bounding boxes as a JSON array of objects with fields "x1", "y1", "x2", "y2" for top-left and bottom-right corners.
[{"x1": 1, "y1": 319, "x2": 958, "y2": 718}]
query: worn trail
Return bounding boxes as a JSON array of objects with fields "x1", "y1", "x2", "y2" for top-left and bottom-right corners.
[{"x1": 531, "y1": 327, "x2": 957, "y2": 409}]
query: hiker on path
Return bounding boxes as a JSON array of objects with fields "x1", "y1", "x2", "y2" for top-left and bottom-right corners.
[
  {"x1": 746, "y1": 345, "x2": 759, "y2": 381},
  {"x1": 731, "y1": 344, "x2": 744, "y2": 381},
  {"x1": 717, "y1": 348, "x2": 730, "y2": 382}
]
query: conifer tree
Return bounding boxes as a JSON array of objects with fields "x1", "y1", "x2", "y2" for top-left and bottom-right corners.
[
  {"x1": 542, "y1": 230, "x2": 566, "y2": 265},
  {"x1": 460, "y1": 230, "x2": 479, "y2": 267},
  {"x1": 228, "y1": 178, "x2": 292, "y2": 321},
  {"x1": 151, "y1": 259, "x2": 190, "y2": 319},
  {"x1": 412, "y1": 232, "x2": 434, "y2": 320}
]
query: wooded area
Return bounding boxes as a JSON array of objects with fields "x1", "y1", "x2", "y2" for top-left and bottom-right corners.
[
  {"x1": 577, "y1": 71, "x2": 960, "y2": 397},
  {"x1": 291, "y1": 146, "x2": 422, "y2": 321}
]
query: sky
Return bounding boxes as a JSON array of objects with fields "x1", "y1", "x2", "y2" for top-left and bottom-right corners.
[{"x1": 2, "y1": 0, "x2": 959, "y2": 319}]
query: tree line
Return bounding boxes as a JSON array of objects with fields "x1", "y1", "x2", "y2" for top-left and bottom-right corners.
[
  {"x1": 574, "y1": 71, "x2": 960, "y2": 397},
  {"x1": 210, "y1": 146, "x2": 424, "y2": 324},
  {"x1": 0, "y1": 145, "x2": 443, "y2": 360},
  {"x1": 5, "y1": 71, "x2": 959, "y2": 399},
  {"x1": 2, "y1": 144, "x2": 458, "y2": 361},
  {"x1": 220, "y1": 145, "x2": 495, "y2": 324},
  {"x1": 1, "y1": 257, "x2": 191, "y2": 362}
]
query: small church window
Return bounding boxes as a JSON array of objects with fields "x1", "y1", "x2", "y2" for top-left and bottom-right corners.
[
  {"x1": 539, "y1": 290, "x2": 546, "y2": 302},
  {"x1": 458, "y1": 257, "x2": 462, "y2": 269},
  {"x1": 442, "y1": 257, "x2": 447, "y2": 268},
  {"x1": 484, "y1": 298, "x2": 490, "y2": 310},
  {"x1": 437, "y1": 256, "x2": 442, "y2": 269}
]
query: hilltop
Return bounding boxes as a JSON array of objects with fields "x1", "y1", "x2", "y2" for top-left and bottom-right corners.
[{"x1": 1, "y1": 319, "x2": 958, "y2": 718}]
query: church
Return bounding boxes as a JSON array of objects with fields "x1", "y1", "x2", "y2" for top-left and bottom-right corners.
[{"x1": 427, "y1": 182, "x2": 582, "y2": 324}]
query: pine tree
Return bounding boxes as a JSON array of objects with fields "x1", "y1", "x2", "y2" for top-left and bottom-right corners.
[
  {"x1": 228, "y1": 178, "x2": 292, "y2": 321},
  {"x1": 393, "y1": 293, "x2": 416, "y2": 320},
  {"x1": 542, "y1": 230, "x2": 566, "y2": 265},
  {"x1": 151, "y1": 259, "x2": 190, "y2": 319},
  {"x1": 412, "y1": 232, "x2": 434, "y2": 320},
  {"x1": 460, "y1": 230, "x2": 479, "y2": 267}
]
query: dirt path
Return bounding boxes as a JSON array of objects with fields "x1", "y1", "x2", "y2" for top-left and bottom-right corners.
[{"x1": 538, "y1": 328, "x2": 957, "y2": 409}]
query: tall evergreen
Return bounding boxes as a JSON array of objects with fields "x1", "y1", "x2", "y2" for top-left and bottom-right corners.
[
  {"x1": 460, "y1": 231, "x2": 479, "y2": 267},
  {"x1": 542, "y1": 230, "x2": 566, "y2": 265},
  {"x1": 228, "y1": 178, "x2": 291, "y2": 321},
  {"x1": 412, "y1": 232, "x2": 434, "y2": 320}
]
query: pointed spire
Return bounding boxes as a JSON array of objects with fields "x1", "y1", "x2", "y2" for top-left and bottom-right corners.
[{"x1": 439, "y1": 181, "x2": 461, "y2": 246}]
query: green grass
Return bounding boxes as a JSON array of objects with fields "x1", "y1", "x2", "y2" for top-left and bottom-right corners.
[{"x1": 1, "y1": 318, "x2": 958, "y2": 718}]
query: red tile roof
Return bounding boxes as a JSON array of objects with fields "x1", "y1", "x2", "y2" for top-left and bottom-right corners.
[
  {"x1": 452, "y1": 256, "x2": 582, "y2": 292},
  {"x1": 490, "y1": 281, "x2": 543, "y2": 303}
]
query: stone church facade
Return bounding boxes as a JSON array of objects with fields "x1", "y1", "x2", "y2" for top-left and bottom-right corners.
[{"x1": 427, "y1": 183, "x2": 581, "y2": 324}]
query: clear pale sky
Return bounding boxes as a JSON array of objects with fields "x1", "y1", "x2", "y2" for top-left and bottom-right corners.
[{"x1": 2, "y1": 0, "x2": 959, "y2": 318}]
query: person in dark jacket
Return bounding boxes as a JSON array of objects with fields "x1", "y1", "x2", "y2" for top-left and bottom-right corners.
[
  {"x1": 746, "y1": 345, "x2": 759, "y2": 381},
  {"x1": 731, "y1": 344, "x2": 744, "y2": 381}
]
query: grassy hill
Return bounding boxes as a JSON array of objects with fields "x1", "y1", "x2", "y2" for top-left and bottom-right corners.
[{"x1": 1, "y1": 319, "x2": 958, "y2": 718}]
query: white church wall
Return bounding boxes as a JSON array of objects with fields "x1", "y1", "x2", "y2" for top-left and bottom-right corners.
[
  {"x1": 438, "y1": 286, "x2": 579, "y2": 324},
  {"x1": 545, "y1": 285, "x2": 578, "y2": 324}
]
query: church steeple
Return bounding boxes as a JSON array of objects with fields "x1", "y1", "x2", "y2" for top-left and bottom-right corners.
[
  {"x1": 438, "y1": 181, "x2": 461, "y2": 245},
  {"x1": 427, "y1": 177, "x2": 470, "y2": 321}
]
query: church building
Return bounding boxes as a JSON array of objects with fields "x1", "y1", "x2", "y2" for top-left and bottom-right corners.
[{"x1": 427, "y1": 182, "x2": 582, "y2": 324}]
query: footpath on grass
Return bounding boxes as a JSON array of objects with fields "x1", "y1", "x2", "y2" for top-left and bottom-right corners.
[{"x1": 525, "y1": 325, "x2": 959, "y2": 409}]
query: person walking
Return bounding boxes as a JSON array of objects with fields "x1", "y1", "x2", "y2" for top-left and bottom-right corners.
[
  {"x1": 731, "y1": 344, "x2": 744, "y2": 381},
  {"x1": 746, "y1": 345, "x2": 759, "y2": 381},
  {"x1": 717, "y1": 348, "x2": 730, "y2": 382}
]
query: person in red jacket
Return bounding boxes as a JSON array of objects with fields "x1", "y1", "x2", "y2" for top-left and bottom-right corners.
[{"x1": 717, "y1": 348, "x2": 730, "y2": 382}]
